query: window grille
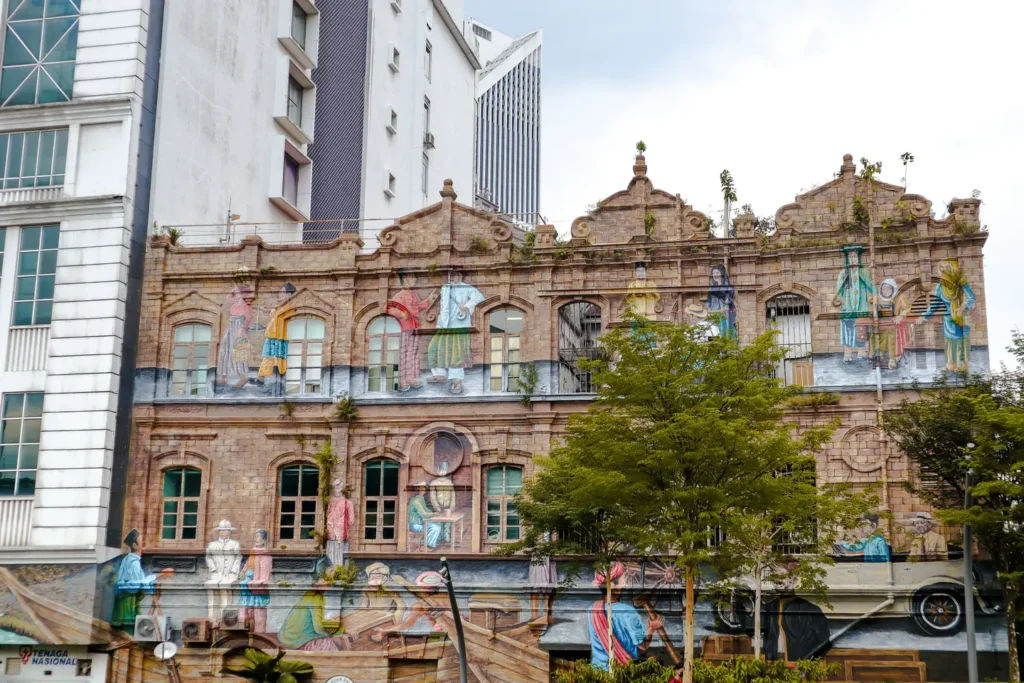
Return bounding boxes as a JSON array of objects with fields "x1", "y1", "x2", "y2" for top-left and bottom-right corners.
[
  {"x1": 558, "y1": 302, "x2": 601, "y2": 393},
  {"x1": 766, "y1": 294, "x2": 812, "y2": 386}
]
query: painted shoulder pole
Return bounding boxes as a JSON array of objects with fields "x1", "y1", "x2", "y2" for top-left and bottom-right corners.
[{"x1": 440, "y1": 557, "x2": 468, "y2": 683}]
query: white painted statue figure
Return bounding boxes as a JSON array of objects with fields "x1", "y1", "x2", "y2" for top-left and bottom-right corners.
[{"x1": 206, "y1": 519, "x2": 242, "y2": 621}]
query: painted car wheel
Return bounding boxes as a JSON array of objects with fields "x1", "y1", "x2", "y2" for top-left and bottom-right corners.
[
  {"x1": 912, "y1": 586, "x2": 965, "y2": 636},
  {"x1": 714, "y1": 591, "x2": 754, "y2": 634}
]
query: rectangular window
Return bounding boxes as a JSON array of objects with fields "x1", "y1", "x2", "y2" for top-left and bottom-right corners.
[
  {"x1": 489, "y1": 309, "x2": 523, "y2": 392},
  {"x1": 0, "y1": 129, "x2": 68, "y2": 188},
  {"x1": 170, "y1": 324, "x2": 212, "y2": 396},
  {"x1": 423, "y1": 96, "x2": 430, "y2": 136},
  {"x1": 472, "y1": 24, "x2": 492, "y2": 41},
  {"x1": 283, "y1": 155, "x2": 299, "y2": 206},
  {"x1": 364, "y1": 460, "x2": 399, "y2": 541},
  {"x1": 1, "y1": 1, "x2": 80, "y2": 106},
  {"x1": 421, "y1": 153, "x2": 429, "y2": 197},
  {"x1": 286, "y1": 77, "x2": 303, "y2": 128},
  {"x1": 0, "y1": 392, "x2": 43, "y2": 497},
  {"x1": 485, "y1": 466, "x2": 522, "y2": 542},
  {"x1": 279, "y1": 464, "x2": 319, "y2": 541},
  {"x1": 0, "y1": 227, "x2": 5, "y2": 275},
  {"x1": 424, "y1": 40, "x2": 432, "y2": 81},
  {"x1": 161, "y1": 468, "x2": 201, "y2": 540},
  {"x1": 284, "y1": 317, "x2": 325, "y2": 395},
  {"x1": 290, "y1": 1, "x2": 307, "y2": 49},
  {"x1": 13, "y1": 225, "x2": 58, "y2": 326}
]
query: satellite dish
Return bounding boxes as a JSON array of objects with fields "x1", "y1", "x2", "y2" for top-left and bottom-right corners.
[{"x1": 154, "y1": 642, "x2": 178, "y2": 661}]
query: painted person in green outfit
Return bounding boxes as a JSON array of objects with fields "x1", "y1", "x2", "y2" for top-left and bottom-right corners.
[
  {"x1": 408, "y1": 482, "x2": 442, "y2": 548},
  {"x1": 113, "y1": 530, "x2": 173, "y2": 634}
]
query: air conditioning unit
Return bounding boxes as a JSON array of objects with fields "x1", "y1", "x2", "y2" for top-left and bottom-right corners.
[
  {"x1": 423, "y1": 132, "x2": 435, "y2": 149},
  {"x1": 218, "y1": 609, "x2": 249, "y2": 632},
  {"x1": 182, "y1": 618, "x2": 211, "y2": 645},
  {"x1": 134, "y1": 615, "x2": 170, "y2": 642}
]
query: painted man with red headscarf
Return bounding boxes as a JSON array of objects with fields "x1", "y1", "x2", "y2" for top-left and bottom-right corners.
[
  {"x1": 588, "y1": 562, "x2": 661, "y2": 671},
  {"x1": 385, "y1": 270, "x2": 437, "y2": 391}
]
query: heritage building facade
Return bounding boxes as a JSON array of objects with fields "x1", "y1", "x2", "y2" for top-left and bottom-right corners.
[{"x1": 0, "y1": 153, "x2": 1004, "y2": 682}]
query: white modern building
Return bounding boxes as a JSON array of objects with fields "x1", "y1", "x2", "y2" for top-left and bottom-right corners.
[
  {"x1": 309, "y1": 0, "x2": 479, "y2": 249},
  {"x1": 0, "y1": 0, "x2": 163, "y2": 564},
  {"x1": 464, "y1": 19, "x2": 542, "y2": 224},
  {"x1": 148, "y1": 1, "x2": 321, "y2": 245}
]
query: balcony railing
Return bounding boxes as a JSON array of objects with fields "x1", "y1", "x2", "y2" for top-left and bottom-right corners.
[
  {"x1": 0, "y1": 497, "x2": 34, "y2": 547},
  {"x1": 0, "y1": 186, "x2": 64, "y2": 206}
]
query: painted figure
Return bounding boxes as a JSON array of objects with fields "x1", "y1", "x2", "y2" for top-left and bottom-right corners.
[
  {"x1": 685, "y1": 302, "x2": 718, "y2": 341},
  {"x1": 216, "y1": 285, "x2": 255, "y2": 387},
  {"x1": 358, "y1": 562, "x2": 407, "y2": 643},
  {"x1": 527, "y1": 545, "x2": 558, "y2": 622},
  {"x1": 762, "y1": 562, "x2": 831, "y2": 661},
  {"x1": 835, "y1": 513, "x2": 890, "y2": 562},
  {"x1": 326, "y1": 480, "x2": 355, "y2": 567},
  {"x1": 279, "y1": 588, "x2": 340, "y2": 651},
  {"x1": 257, "y1": 283, "x2": 297, "y2": 386},
  {"x1": 706, "y1": 264, "x2": 737, "y2": 338},
  {"x1": 588, "y1": 562, "x2": 662, "y2": 671},
  {"x1": 907, "y1": 512, "x2": 948, "y2": 560},
  {"x1": 870, "y1": 278, "x2": 913, "y2": 369},
  {"x1": 834, "y1": 246, "x2": 875, "y2": 363},
  {"x1": 238, "y1": 529, "x2": 272, "y2": 633},
  {"x1": 408, "y1": 482, "x2": 442, "y2": 548},
  {"x1": 385, "y1": 269, "x2": 438, "y2": 391},
  {"x1": 205, "y1": 519, "x2": 242, "y2": 621},
  {"x1": 920, "y1": 258, "x2": 975, "y2": 371},
  {"x1": 625, "y1": 262, "x2": 659, "y2": 320},
  {"x1": 426, "y1": 269, "x2": 485, "y2": 394},
  {"x1": 113, "y1": 530, "x2": 172, "y2": 633}
]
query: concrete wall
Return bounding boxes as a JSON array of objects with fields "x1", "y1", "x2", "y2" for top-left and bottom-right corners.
[{"x1": 149, "y1": 0, "x2": 319, "y2": 244}]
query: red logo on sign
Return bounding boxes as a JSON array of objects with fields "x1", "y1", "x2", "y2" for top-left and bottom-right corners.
[{"x1": 19, "y1": 646, "x2": 32, "y2": 665}]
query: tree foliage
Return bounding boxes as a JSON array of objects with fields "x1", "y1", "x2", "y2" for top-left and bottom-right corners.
[
  {"x1": 881, "y1": 331, "x2": 1024, "y2": 682},
  {"x1": 507, "y1": 315, "x2": 854, "y2": 679},
  {"x1": 220, "y1": 648, "x2": 314, "y2": 683}
]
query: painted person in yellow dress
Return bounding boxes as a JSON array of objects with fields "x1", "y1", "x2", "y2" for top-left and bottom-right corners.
[{"x1": 257, "y1": 283, "x2": 297, "y2": 389}]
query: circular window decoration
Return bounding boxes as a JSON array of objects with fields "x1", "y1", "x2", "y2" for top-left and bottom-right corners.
[
  {"x1": 838, "y1": 426, "x2": 888, "y2": 473},
  {"x1": 421, "y1": 432, "x2": 467, "y2": 476}
]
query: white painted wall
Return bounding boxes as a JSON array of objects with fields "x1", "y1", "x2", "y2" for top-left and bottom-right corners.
[
  {"x1": 360, "y1": 0, "x2": 476, "y2": 249},
  {"x1": 149, "y1": 0, "x2": 319, "y2": 245}
]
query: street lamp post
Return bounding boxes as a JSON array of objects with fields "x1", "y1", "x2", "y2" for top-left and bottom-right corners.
[
  {"x1": 964, "y1": 443, "x2": 978, "y2": 683},
  {"x1": 440, "y1": 557, "x2": 468, "y2": 683}
]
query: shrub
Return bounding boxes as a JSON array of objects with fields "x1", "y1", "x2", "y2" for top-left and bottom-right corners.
[{"x1": 553, "y1": 658, "x2": 838, "y2": 683}]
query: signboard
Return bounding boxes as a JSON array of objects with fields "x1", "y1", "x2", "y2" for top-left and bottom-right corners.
[
  {"x1": 1, "y1": 647, "x2": 107, "y2": 682},
  {"x1": 325, "y1": 677, "x2": 354, "y2": 683}
]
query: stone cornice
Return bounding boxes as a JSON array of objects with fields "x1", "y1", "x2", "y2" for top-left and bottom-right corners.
[
  {"x1": 0, "y1": 195, "x2": 126, "y2": 224},
  {"x1": 0, "y1": 97, "x2": 135, "y2": 131}
]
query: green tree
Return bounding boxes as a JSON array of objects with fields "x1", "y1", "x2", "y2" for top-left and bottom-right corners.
[
  {"x1": 508, "y1": 314, "x2": 838, "y2": 682},
  {"x1": 220, "y1": 648, "x2": 314, "y2": 683},
  {"x1": 881, "y1": 332, "x2": 1024, "y2": 682}
]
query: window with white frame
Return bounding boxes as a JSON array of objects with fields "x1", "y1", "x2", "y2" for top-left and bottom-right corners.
[
  {"x1": 0, "y1": 392, "x2": 42, "y2": 497},
  {"x1": 367, "y1": 316, "x2": 401, "y2": 392},
  {"x1": 290, "y1": 1, "x2": 307, "y2": 49},
  {"x1": 287, "y1": 76, "x2": 303, "y2": 128},
  {"x1": 285, "y1": 317, "x2": 325, "y2": 395},
  {"x1": 421, "y1": 153, "x2": 429, "y2": 197},
  {"x1": 424, "y1": 40, "x2": 432, "y2": 81},
  {"x1": 423, "y1": 96, "x2": 430, "y2": 137},
  {"x1": 0, "y1": 129, "x2": 68, "y2": 188},
  {"x1": 488, "y1": 308, "x2": 523, "y2": 392},
  {"x1": 13, "y1": 224, "x2": 57, "y2": 326},
  {"x1": 171, "y1": 324, "x2": 212, "y2": 396},
  {"x1": 765, "y1": 294, "x2": 813, "y2": 386},
  {"x1": 384, "y1": 170, "x2": 396, "y2": 198},
  {"x1": 485, "y1": 465, "x2": 522, "y2": 542},
  {"x1": 1, "y1": 0, "x2": 81, "y2": 106},
  {"x1": 161, "y1": 467, "x2": 201, "y2": 540},
  {"x1": 278, "y1": 464, "x2": 319, "y2": 541}
]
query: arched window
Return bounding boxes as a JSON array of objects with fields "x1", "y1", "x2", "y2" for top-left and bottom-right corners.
[
  {"x1": 278, "y1": 464, "x2": 319, "y2": 541},
  {"x1": 285, "y1": 317, "x2": 325, "y2": 395},
  {"x1": 485, "y1": 465, "x2": 522, "y2": 542},
  {"x1": 161, "y1": 467, "x2": 201, "y2": 540},
  {"x1": 367, "y1": 316, "x2": 401, "y2": 392},
  {"x1": 766, "y1": 294, "x2": 812, "y2": 386},
  {"x1": 488, "y1": 309, "x2": 523, "y2": 392},
  {"x1": 171, "y1": 324, "x2": 212, "y2": 396},
  {"x1": 558, "y1": 302, "x2": 601, "y2": 393},
  {"x1": 363, "y1": 459, "x2": 399, "y2": 541}
]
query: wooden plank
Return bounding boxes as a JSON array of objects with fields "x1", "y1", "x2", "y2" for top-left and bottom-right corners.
[
  {"x1": 844, "y1": 661, "x2": 926, "y2": 683},
  {"x1": 828, "y1": 648, "x2": 919, "y2": 662}
]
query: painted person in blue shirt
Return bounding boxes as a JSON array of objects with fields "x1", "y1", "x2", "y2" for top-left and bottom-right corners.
[
  {"x1": 113, "y1": 530, "x2": 173, "y2": 633},
  {"x1": 835, "y1": 513, "x2": 890, "y2": 562}
]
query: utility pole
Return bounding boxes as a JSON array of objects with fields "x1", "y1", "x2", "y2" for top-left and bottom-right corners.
[
  {"x1": 964, "y1": 443, "x2": 978, "y2": 683},
  {"x1": 440, "y1": 557, "x2": 468, "y2": 683}
]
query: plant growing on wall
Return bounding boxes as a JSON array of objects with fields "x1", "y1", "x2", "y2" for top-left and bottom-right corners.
[
  {"x1": 310, "y1": 438, "x2": 338, "y2": 553},
  {"x1": 851, "y1": 195, "x2": 870, "y2": 227},
  {"x1": 635, "y1": 140, "x2": 647, "y2": 154},
  {"x1": 469, "y1": 236, "x2": 491, "y2": 253},
  {"x1": 164, "y1": 227, "x2": 183, "y2": 246},
  {"x1": 333, "y1": 397, "x2": 358, "y2": 422},
  {"x1": 859, "y1": 157, "x2": 882, "y2": 182},
  {"x1": 516, "y1": 362, "x2": 539, "y2": 407},
  {"x1": 643, "y1": 207, "x2": 656, "y2": 236},
  {"x1": 900, "y1": 151, "x2": 914, "y2": 189},
  {"x1": 280, "y1": 400, "x2": 296, "y2": 418},
  {"x1": 220, "y1": 648, "x2": 313, "y2": 683}
]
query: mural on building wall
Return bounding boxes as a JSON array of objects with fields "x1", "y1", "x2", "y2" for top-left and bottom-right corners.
[
  {"x1": 426, "y1": 270, "x2": 485, "y2": 395},
  {"x1": 257, "y1": 283, "x2": 298, "y2": 394},
  {"x1": 706, "y1": 264, "x2": 737, "y2": 339},
  {"x1": 216, "y1": 285, "x2": 255, "y2": 388},
  {"x1": 625, "y1": 262, "x2": 659, "y2": 320},
  {"x1": 407, "y1": 432, "x2": 473, "y2": 551},
  {"x1": 834, "y1": 246, "x2": 874, "y2": 364},
  {"x1": 205, "y1": 519, "x2": 242, "y2": 621},
  {"x1": 832, "y1": 513, "x2": 891, "y2": 562},
  {"x1": 113, "y1": 529, "x2": 172, "y2": 635},
  {"x1": 920, "y1": 258, "x2": 976, "y2": 372},
  {"x1": 238, "y1": 528, "x2": 272, "y2": 634},
  {"x1": 385, "y1": 269, "x2": 438, "y2": 392}
]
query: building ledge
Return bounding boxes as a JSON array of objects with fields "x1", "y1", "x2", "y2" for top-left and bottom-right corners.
[
  {"x1": 279, "y1": 36, "x2": 316, "y2": 70},
  {"x1": 0, "y1": 194, "x2": 124, "y2": 223},
  {"x1": 274, "y1": 115, "x2": 312, "y2": 146},
  {"x1": 0, "y1": 544, "x2": 121, "y2": 565},
  {"x1": 0, "y1": 96, "x2": 134, "y2": 130},
  {"x1": 269, "y1": 196, "x2": 309, "y2": 221}
]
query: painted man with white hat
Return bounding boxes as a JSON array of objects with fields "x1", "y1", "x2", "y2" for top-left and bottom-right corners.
[
  {"x1": 907, "y1": 512, "x2": 947, "y2": 560},
  {"x1": 206, "y1": 519, "x2": 242, "y2": 621}
]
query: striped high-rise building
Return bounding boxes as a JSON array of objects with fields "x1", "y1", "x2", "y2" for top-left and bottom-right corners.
[{"x1": 466, "y1": 20, "x2": 543, "y2": 224}]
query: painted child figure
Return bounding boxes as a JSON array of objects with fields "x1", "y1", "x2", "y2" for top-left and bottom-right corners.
[{"x1": 238, "y1": 529, "x2": 272, "y2": 633}]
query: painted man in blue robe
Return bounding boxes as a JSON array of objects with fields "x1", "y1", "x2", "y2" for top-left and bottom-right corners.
[
  {"x1": 113, "y1": 529, "x2": 173, "y2": 633},
  {"x1": 920, "y1": 258, "x2": 975, "y2": 372},
  {"x1": 835, "y1": 513, "x2": 890, "y2": 562},
  {"x1": 833, "y1": 246, "x2": 874, "y2": 363}
]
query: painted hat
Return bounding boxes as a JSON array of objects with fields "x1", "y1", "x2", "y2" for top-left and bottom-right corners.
[
  {"x1": 366, "y1": 562, "x2": 390, "y2": 577},
  {"x1": 123, "y1": 529, "x2": 140, "y2": 547},
  {"x1": 213, "y1": 519, "x2": 236, "y2": 532}
]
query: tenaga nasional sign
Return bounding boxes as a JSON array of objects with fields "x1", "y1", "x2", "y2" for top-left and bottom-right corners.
[{"x1": 2, "y1": 647, "x2": 107, "y2": 682}]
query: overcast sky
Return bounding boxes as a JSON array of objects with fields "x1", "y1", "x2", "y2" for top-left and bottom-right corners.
[{"x1": 464, "y1": 0, "x2": 1023, "y2": 370}]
